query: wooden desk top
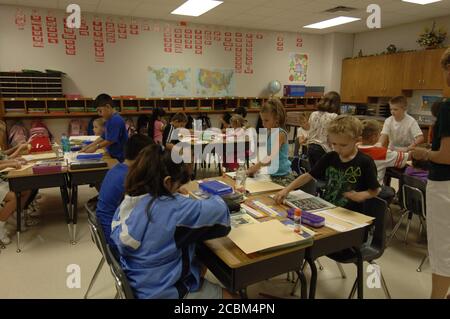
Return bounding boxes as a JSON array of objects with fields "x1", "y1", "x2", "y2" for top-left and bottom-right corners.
[
  {"x1": 186, "y1": 176, "x2": 370, "y2": 268},
  {"x1": 6, "y1": 152, "x2": 118, "y2": 178}
]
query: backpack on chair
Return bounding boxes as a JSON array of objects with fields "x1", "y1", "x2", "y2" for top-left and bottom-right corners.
[
  {"x1": 69, "y1": 119, "x2": 86, "y2": 136},
  {"x1": 30, "y1": 119, "x2": 53, "y2": 141},
  {"x1": 8, "y1": 121, "x2": 29, "y2": 147}
]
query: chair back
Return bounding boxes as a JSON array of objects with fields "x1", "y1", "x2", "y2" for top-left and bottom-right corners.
[
  {"x1": 363, "y1": 197, "x2": 388, "y2": 256},
  {"x1": 105, "y1": 245, "x2": 135, "y2": 299},
  {"x1": 402, "y1": 174, "x2": 427, "y2": 219},
  {"x1": 85, "y1": 202, "x2": 112, "y2": 265},
  {"x1": 299, "y1": 158, "x2": 312, "y2": 172}
]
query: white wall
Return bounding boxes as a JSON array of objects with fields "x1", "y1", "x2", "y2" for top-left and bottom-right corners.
[
  {"x1": 322, "y1": 33, "x2": 354, "y2": 93},
  {"x1": 353, "y1": 15, "x2": 450, "y2": 56},
  {"x1": 1, "y1": 4, "x2": 347, "y2": 139},
  {"x1": 0, "y1": 5, "x2": 328, "y2": 97}
]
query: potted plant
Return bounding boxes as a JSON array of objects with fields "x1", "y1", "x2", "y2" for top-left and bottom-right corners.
[{"x1": 417, "y1": 21, "x2": 447, "y2": 49}]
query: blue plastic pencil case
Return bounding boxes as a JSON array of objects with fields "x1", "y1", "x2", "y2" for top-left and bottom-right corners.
[
  {"x1": 199, "y1": 180, "x2": 233, "y2": 196},
  {"x1": 76, "y1": 153, "x2": 103, "y2": 160},
  {"x1": 287, "y1": 208, "x2": 325, "y2": 228}
]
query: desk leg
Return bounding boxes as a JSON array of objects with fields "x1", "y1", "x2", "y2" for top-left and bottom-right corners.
[
  {"x1": 307, "y1": 257, "x2": 318, "y2": 299},
  {"x1": 356, "y1": 248, "x2": 364, "y2": 299},
  {"x1": 239, "y1": 289, "x2": 248, "y2": 299},
  {"x1": 60, "y1": 186, "x2": 72, "y2": 242},
  {"x1": 296, "y1": 270, "x2": 308, "y2": 299},
  {"x1": 15, "y1": 192, "x2": 22, "y2": 253},
  {"x1": 71, "y1": 185, "x2": 78, "y2": 244}
]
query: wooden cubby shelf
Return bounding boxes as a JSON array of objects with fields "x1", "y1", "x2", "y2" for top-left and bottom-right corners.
[{"x1": 0, "y1": 96, "x2": 320, "y2": 119}]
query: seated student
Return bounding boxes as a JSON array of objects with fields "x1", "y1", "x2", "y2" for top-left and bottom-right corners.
[
  {"x1": 92, "y1": 118, "x2": 105, "y2": 136},
  {"x1": 247, "y1": 98, "x2": 296, "y2": 186},
  {"x1": 163, "y1": 112, "x2": 188, "y2": 151},
  {"x1": 0, "y1": 144, "x2": 33, "y2": 244},
  {"x1": 96, "y1": 134, "x2": 152, "y2": 246},
  {"x1": 275, "y1": 116, "x2": 380, "y2": 213},
  {"x1": 224, "y1": 115, "x2": 247, "y2": 171},
  {"x1": 405, "y1": 158, "x2": 429, "y2": 184},
  {"x1": 220, "y1": 112, "x2": 232, "y2": 131},
  {"x1": 234, "y1": 106, "x2": 249, "y2": 128},
  {"x1": 111, "y1": 144, "x2": 232, "y2": 299},
  {"x1": 148, "y1": 107, "x2": 166, "y2": 145},
  {"x1": 378, "y1": 95, "x2": 424, "y2": 151},
  {"x1": 358, "y1": 119, "x2": 410, "y2": 200},
  {"x1": 81, "y1": 94, "x2": 128, "y2": 162}
]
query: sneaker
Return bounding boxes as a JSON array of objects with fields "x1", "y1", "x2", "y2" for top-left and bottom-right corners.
[
  {"x1": 7, "y1": 211, "x2": 27, "y2": 231},
  {"x1": 0, "y1": 222, "x2": 11, "y2": 245},
  {"x1": 27, "y1": 202, "x2": 40, "y2": 217}
]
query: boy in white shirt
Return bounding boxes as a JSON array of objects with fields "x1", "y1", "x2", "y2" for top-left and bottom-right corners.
[
  {"x1": 359, "y1": 119, "x2": 411, "y2": 200},
  {"x1": 378, "y1": 96, "x2": 424, "y2": 151}
]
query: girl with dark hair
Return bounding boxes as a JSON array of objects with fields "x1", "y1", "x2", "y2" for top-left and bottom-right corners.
[
  {"x1": 111, "y1": 144, "x2": 231, "y2": 299},
  {"x1": 148, "y1": 107, "x2": 166, "y2": 144}
]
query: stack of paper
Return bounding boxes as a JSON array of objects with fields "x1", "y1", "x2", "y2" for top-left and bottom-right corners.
[
  {"x1": 314, "y1": 208, "x2": 374, "y2": 232},
  {"x1": 226, "y1": 172, "x2": 284, "y2": 195},
  {"x1": 228, "y1": 219, "x2": 312, "y2": 254}
]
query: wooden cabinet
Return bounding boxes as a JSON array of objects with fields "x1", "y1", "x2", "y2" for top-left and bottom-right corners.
[
  {"x1": 403, "y1": 48, "x2": 446, "y2": 90},
  {"x1": 341, "y1": 59, "x2": 359, "y2": 103},
  {"x1": 383, "y1": 53, "x2": 405, "y2": 97},
  {"x1": 341, "y1": 48, "x2": 448, "y2": 103}
]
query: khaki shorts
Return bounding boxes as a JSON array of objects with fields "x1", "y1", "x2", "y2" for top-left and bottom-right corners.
[{"x1": 426, "y1": 180, "x2": 450, "y2": 277}]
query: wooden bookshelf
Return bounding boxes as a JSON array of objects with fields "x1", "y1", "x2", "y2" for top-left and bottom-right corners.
[{"x1": 0, "y1": 96, "x2": 320, "y2": 119}]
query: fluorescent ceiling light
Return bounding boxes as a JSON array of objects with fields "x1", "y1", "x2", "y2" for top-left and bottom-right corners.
[
  {"x1": 303, "y1": 16, "x2": 361, "y2": 29},
  {"x1": 171, "y1": 0, "x2": 223, "y2": 17},
  {"x1": 402, "y1": 0, "x2": 442, "y2": 4}
]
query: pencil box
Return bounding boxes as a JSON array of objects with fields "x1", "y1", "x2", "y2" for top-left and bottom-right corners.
[
  {"x1": 199, "y1": 180, "x2": 233, "y2": 196},
  {"x1": 287, "y1": 208, "x2": 325, "y2": 228},
  {"x1": 32, "y1": 164, "x2": 62, "y2": 174},
  {"x1": 70, "y1": 161, "x2": 107, "y2": 170},
  {"x1": 76, "y1": 153, "x2": 103, "y2": 160}
]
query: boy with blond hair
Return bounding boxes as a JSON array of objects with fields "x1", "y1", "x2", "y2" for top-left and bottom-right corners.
[
  {"x1": 378, "y1": 96, "x2": 424, "y2": 151},
  {"x1": 275, "y1": 116, "x2": 380, "y2": 213}
]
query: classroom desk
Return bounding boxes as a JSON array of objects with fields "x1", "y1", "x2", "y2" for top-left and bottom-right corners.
[
  {"x1": 186, "y1": 178, "x2": 311, "y2": 298},
  {"x1": 67, "y1": 157, "x2": 118, "y2": 243},
  {"x1": 187, "y1": 176, "x2": 371, "y2": 299},
  {"x1": 180, "y1": 135, "x2": 250, "y2": 177},
  {"x1": 7, "y1": 165, "x2": 71, "y2": 253},
  {"x1": 304, "y1": 225, "x2": 367, "y2": 299}
]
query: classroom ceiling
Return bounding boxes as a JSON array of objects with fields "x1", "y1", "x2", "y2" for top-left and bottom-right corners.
[{"x1": 1, "y1": 0, "x2": 450, "y2": 34}]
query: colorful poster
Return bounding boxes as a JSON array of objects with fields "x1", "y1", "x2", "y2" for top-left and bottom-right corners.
[
  {"x1": 148, "y1": 67, "x2": 192, "y2": 97},
  {"x1": 46, "y1": 15, "x2": 58, "y2": 44},
  {"x1": 195, "y1": 68, "x2": 235, "y2": 97},
  {"x1": 289, "y1": 53, "x2": 308, "y2": 82}
]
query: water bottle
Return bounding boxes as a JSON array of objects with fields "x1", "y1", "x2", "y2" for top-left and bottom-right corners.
[
  {"x1": 294, "y1": 208, "x2": 302, "y2": 234},
  {"x1": 61, "y1": 134, "x2": 70, "y2": 153},
  {"x1": 235, "y1": 163, "x2": 247, "y2": 194}
]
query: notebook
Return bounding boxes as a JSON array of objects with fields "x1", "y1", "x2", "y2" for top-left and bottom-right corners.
[{"x1": 228, "y1": 219, "x2": 313, "y2": 254}]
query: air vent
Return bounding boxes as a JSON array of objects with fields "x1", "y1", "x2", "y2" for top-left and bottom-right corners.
[{"x1": 324, "y1": 6, "x2": 357, "y2": 13}]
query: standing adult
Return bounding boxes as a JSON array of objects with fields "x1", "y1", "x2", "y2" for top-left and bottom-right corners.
[{"x1": 412, "y1": 48, "x2": 450, "y2": 299}]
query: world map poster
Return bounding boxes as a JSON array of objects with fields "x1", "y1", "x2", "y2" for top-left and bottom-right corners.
[{"x1": 149, "y1": 67, "x2": 192, "y2": 97}]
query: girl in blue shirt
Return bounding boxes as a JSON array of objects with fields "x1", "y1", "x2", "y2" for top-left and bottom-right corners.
[
  {"x1": 111, "y1": 144, "x2": 231, "y2": 299},
  {"x1": 247, "y1": 98, "x2": 295, "y2": 186}
]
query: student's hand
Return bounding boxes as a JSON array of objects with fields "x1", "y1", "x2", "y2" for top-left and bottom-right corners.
[
  {"x1": 407, "y1": 144, "x2": 416, "y2": 152},
  {"x1": 246, "y1": 165, "x2": 259, "y2": 177},
  {"x1": 343, "y1": 191, "x2": 367, "y2": 203},
  {"x1": 274, "y1": 189, "x2": 289, "y2": 204},
  {"x1": 411, "y1": 148, "x2": 429, "y2": 161},
  {"x1": 9, "y1": 161, "x2": 21, "y2": 170},
  {"x1": 18, "y1": 142, "x2": 29, "y2": 151},
  {"x1": 16, "y1": 157, "x2": 27, "y2": 165}
]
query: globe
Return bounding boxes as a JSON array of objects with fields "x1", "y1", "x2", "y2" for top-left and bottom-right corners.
[{"x1": 268, "y1": 80, "x2": 281, "y2": 94}]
